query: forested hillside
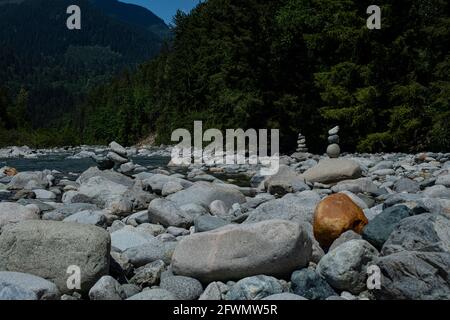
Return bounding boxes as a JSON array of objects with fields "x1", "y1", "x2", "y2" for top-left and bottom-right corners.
[
  {"x1": 0, "y1": 0, "x2": 168, "y2": 146},
  {"x1": 90, "y1": 0, "x2": 171, "y2": 39},
  {"x1": 1, "y1": 0, "x2": 449, "y2": 152},
  {"x1": 80, "y1": 0, "x2": 450, "y2": 153}
]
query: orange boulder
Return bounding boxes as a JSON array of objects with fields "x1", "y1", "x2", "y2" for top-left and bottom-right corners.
[
  {"x1": 4, "y1": 167, "x2": 18, "y2": 176},
  {"x1": 313, "y1": 193, "x2": 368, "y2": 248}
]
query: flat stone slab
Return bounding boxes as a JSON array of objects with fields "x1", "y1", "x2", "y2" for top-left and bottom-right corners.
[
  {"x1": 302, "y1": 159, "x2": 362, "y2": 184},
  {"x1": 172, "y1": 219, "x2": 312, "y2": 283}
]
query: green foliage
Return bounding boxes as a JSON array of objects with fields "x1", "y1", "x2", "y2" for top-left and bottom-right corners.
[
  {"x1": 11, "y1": 88, "x2": 30, "y2": 129},
  {"x1": 358, "y1": 132, "x2": 393, "y2": 153},
  {"x1": 1, "y1": 0, "x2": 449, "y2": 152},
  {"x1": 0, "y1": 0, "x2": 168, "y2": 147}
]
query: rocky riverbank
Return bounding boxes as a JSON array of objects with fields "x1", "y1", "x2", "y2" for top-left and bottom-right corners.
[
  {"x1": 0, "y1": 143, "x2": 449, "y2": 300},
  {"x1": 0, "y1": 144, "x2": 172, "y2": 160}
]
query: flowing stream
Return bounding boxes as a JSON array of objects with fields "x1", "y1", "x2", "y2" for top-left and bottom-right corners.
[{"x1": 0, "y1": 154, "x2": 171, "y2": 176}]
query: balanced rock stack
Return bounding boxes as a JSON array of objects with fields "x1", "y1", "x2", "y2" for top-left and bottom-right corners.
[
  {"x1": 92, "y1": 141, "x2": 135, "y2": 174},
  {"x1": 91, "y1": 153, "x2": 114, "y2": 171},
  {"x1": 326, "y1": 126, "x2": 340, "y2": 158},
  {"x1": 296, "y1": 133, "x2": 308, "y2": 153},
  {"x1": 107, "y1": 141, "x2": 129, "y2": 166},
  {"x1": 108, "y1": 142, "x2": 137, "y2": 174}
]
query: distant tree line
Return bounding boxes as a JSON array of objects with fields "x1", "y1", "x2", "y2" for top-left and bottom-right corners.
[
  {"x1": 1, "y1": 0, "x2": 449, "y2": 153},
  {"x1": 79, "y1": 0, "x2": 450, "y2": 153}
]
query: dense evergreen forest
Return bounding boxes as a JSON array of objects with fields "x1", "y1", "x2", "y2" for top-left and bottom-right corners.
[
  {"x1": 0, "y1": 0, "x2": 168, "y2": 146},
  {"x1": 1, "y1": 0, "x2": 449, "y2": 153}
]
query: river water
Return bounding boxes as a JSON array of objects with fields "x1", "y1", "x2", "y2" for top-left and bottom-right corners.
[
  {"x1": 0, "y1": 154, "x2": 171, "y2": 175},
  {"x1": 0, "y1": 154, "x2": 251, "y2": 187}
]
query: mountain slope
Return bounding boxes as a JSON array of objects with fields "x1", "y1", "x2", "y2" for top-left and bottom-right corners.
[
  {"x1": 90, "y1": 0, "x2": 170, "y2": 39},
  {"x1": 0, "y1": 0, "x2": 25, "y2": 4},
  {"x1": 81, "y1": 0, "x2": 450, "y2": 152},
  {"x1": 0, "y1": 0, "x2": 164, "y2": 61},
  {"x1": 0, "y1": 0, "x2": 167, "y2": 141}
]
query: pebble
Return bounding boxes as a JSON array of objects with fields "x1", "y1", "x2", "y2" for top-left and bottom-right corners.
[{"x1": 160, "y1": 276, "x2": 204, "y2": 300}]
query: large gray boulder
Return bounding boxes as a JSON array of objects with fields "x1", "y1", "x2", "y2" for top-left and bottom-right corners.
[
  {"x1": 0, "y1": 220, "x2": 110, "y2": 294},
  {"x1": 141, "y1": 174, "x2": 193, "y2": 194},
  {"x1": 244, "y1": 191, "x2": 321, "y2": 224},
  {"x1": 393, "y1": 178, "x2": 420, "y2": 193},
  {"x1": 172, "y1": 220, "x2": 313, "y2": 283},
  {"x1": 167, "y1": 182, "x2": 246, "y2": 210},
  {"x1": 78, "y1": 176, "x2": 129, "y2": 207},
  {"x1": 111, "y1": 226, "x2": 155, "y2": 252},
  {"x1": 78, "y1": 177, "x2": 152, "y2": 215},
  {"x1": 0, "y1": 271, "x2": 60, "y2": 300},
  {"x1": 76, "y1": 167, "x2": 134, "y2": 187},
  {"x1": 374, "y1": 251, "x2": 450, "y2": 300},
  {"x1": 263, "y1": 165, "x2": 309, "y2": 196},
  {"x1": 302, "y1": 159, "x2": 362, "y2": 184},
  {"x1": 317, "y1": 240, "x2": 379, "y2": 294},
  {"x1": 381, "y1": 213, "x2": 450, "y2": 255},
  {"x1": 148, "y1": 198, "x2": 193, "y2": 228},
  {"x1": 7, "y1": 171, "x2": 49, "y2": 190},
  {"x1": 0, "y1": 202, "x2": 40, "y2": 228}
]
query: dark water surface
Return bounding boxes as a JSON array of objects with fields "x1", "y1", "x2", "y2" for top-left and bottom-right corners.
[
  {"x1": 0, "y1": 154, "x2": 251, "y2": 187},
  {"x1": 0, "y1": 155, "x2": 171, "y2": 175}
]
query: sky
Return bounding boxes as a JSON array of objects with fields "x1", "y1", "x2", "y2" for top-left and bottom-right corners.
[{"x1": 122, "y1": 0, "x2": 202, "y2": 24}]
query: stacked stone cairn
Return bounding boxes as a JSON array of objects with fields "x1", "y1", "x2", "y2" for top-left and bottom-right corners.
[
  {"x1": 326, "y1": 126, "x2": 341, "y2": 158},
  {"x1": 296, "y1": 133, "x2": 308, "y2": 153},
  {"x1": 92, "y1": 141, "x2": 134, "y2": 173}
]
